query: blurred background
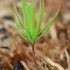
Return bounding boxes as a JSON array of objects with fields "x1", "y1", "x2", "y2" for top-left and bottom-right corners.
[{"x1": 0, "y1": 0, "x2": 70, "y2": 70}]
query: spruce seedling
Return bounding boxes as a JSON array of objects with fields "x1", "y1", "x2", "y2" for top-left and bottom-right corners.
[{"x1": 14, "y1": 0, "x2": 60, "y2": 70}]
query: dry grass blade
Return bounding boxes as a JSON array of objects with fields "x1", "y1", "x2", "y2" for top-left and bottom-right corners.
[
  {"x1": 44, "y1": 57, "x2": 64, "y2": 70},
  {"x1": 65, "y1": 49, "x2": 70, "y2": 69},
  {"x1": 21, "y1": 61, "x2": 30, "y2": 70}
]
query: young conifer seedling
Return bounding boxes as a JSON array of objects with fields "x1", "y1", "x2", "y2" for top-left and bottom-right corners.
[{"x1": 14, "y1": 0, "x2": 60, "y2": 70}]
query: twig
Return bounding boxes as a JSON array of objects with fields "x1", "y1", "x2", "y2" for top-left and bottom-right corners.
[
  {"x1": 6, "y1": 57, "x2": 13, "y2": 70},
  {"x1": 65, "y1": 49, "x2": 70, "y2": 69},
  {"x1": 20, "y1": 61, "x2": 30, "y2": 70},
  {"x1": 44, "y1": 57, "x2": 64, "y2": 70}
]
